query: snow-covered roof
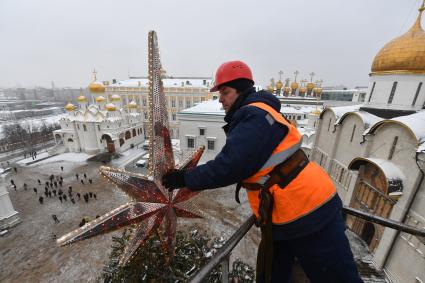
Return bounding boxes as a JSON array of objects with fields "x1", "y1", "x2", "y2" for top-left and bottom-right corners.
[
  {"x1": 393, "y1": 111, "x2": 425, "y2": 153},
  {"x1": 109, "y1": 78, "x2": 213, "y2": 88},
  {"x1": 336, "y1": 110, "x2": 382, "y2": 129},
  {"x1": 324, "y1": 105, "x2": 362, "y2": 120},
  {"x1": 281, "y1": 105, "x2": 318, "y2": 115},
  {"x1": 364, "y1": 110, "x2": 425, "y2": 153},
  {"x1": 356, "y1": 111, "x2": 383, "y2": 129},
  {"x1": 321, "y1": 105, "x2": 383, "y2": 133},
  {"x1": 280, "y1": 106, "x2": 306, "y2": 114},
  {"x1": 180, "y1": 99, "x2": 224, "y2": 115},
  {"x1": 298, "y1": 127, "x2": 316, "y2": 138},
  {"x1": 180, "y1": 99, "x2": 320, "y2": 117},
  {"x1": 349, "y1": 157, "x2": 405, "y2": 194},
  {"x1": 366, "y1": 158, "x2": 405, "y2": 180},
  {"x1": 0, "y1": 114, "x2": 65, "y2": 139}
]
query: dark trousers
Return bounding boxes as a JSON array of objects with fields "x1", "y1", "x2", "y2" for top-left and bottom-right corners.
[{"x1": 263, "y1": 212, "x2": 363, "y2": 283}]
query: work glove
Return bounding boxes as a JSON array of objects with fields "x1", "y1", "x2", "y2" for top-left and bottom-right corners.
[{"x1": 162, "y1": 169, "x2": 186, "y2": 191}]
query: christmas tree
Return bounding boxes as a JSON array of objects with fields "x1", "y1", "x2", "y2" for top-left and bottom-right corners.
[{"x1": 99, "y1": 228, "x2": 255, "y2": 282}]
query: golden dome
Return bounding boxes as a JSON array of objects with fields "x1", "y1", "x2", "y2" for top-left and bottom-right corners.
[
  {"x1": 111, "y1": 94, "x2": 121, "y2": 101},
  {"x1": 307, "y1": 82, "x2": 315, "y2": 91},
  {"x1": 284, "y1": 86, "x2": 291, "y2": 94},
  {"x1": 290, "y1": 81, "x2": 299, "y2": 90},
  {"x1": 299, "y1": 86, "x2": 307, "y2": 93},
  {"x1": 276, "y1": 81, "x2": 283, "y2": 90},
  {"x1": 371, "y1": 7, "x2": 425, "y2": 75},
  {"x1": 315, "y1": 87, "x2": 323, "y2": 95},
  {"x1": 64, "y1": 103, "x2": 75, "y2": 111},
  {"x1": 127, "y1": 101, "x2": 137, "y2": 108},
  {"x1": 105, "y1": 103, "x2": 116, "y2": 111},
  {"x1": 310, "y1": 109, "x2": 321, "y2": 116},
  {"x1": 88, "y1": 81, "x2": 105, "y2": 93},
  {"x1": 88, "y1": 70, "x2": 105, "y2": 93},
  {"x1": 95, "y1": 96, "x2": 106, "y2": 103},
  {"x1": 267, "y1": 85, "x2": 274, "y2": 92},
  {"x1": 77, "y1": 95, "x2": 87, "y2": 102}
]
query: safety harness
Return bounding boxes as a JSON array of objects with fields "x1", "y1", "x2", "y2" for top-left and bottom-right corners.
[{"x1": 235, "y1": 148, "x2": 310, "y2": 282}]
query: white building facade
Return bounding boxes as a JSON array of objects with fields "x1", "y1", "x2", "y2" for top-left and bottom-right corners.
[
  {"x1": 311, "y1": 7, "x2": 425, "y2": 282},
  {"x1": 55, "y1": 74, "x2": 213, "y2": 154},
  {"x1": 105, "y1": 76, "x2": 213, "y2": 139},
  {"x1": 178, "y1": 100, "x2": 226, "y2": 162},
  {"x1": 54, "y1": 75, "x2": 145, "y2": 154},
  {"x1": 178, "y1": 99, "x2": 320, "y2": 162}
]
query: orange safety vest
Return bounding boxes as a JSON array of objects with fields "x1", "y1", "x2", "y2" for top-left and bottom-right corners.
[{"x1": 243, "y1": 102, "x2": 336, "y2": 225}]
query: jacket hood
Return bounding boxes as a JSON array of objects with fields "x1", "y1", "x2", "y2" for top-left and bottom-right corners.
[{"x1": 243, "y1": 90, "x2": 281, "y2": 112}]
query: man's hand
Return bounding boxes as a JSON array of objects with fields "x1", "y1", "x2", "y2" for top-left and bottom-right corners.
[{"x1": 162, "y1": 169, "x2": 186, "y2": 191}]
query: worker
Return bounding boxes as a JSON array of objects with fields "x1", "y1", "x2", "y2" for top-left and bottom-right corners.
[{"x1": 162, "y1": 61, "x2": 362, "y2": 283}]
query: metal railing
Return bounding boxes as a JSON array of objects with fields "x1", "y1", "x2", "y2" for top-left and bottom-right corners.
[
  {"x1": 189, "y1": 216, "x2": 255, "y2": 283},
  {"x1": 189, "y1": 206, "x2": 425, "y2": 283}
]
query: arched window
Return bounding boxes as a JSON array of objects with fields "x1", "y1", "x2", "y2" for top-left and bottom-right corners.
[
  {"x1": 132, "y1": 129, "x2": 136, "y2": 137},
  {"x1": 125, "y1": 131, "x2": 131, "y2": 140}
]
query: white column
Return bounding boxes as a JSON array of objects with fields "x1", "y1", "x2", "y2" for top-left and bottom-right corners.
[{"x1": 0, "y1": 183, "x2": 20, "y2": 229}]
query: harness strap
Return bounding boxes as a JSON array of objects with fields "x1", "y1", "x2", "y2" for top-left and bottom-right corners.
[
  {"x1": 256, "y1": 187, "x2": 273, "y2": 283},
  {"x1": 242, "y1": 149, "x2": 310, "y2": 191},
  {"x1": 248, "y1": 149, "x2": 310, "y2": 283}
]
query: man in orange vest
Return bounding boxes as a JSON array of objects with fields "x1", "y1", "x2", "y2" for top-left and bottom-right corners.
[{"x1": 163, "y1": 61, "x2": 362, "y2": 283}]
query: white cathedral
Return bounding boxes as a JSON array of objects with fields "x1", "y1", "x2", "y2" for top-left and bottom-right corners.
[
  {"x1": 53, "y1": 76, "x2": 144, "y2": 154},
  {"x1": 311, "y1": 5, "x2": 425, "y2": 282}
]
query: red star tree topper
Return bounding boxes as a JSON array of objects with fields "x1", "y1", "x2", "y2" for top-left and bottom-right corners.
[{"x1": 57, "y1": 31, "x2": 204, "y2": 266}]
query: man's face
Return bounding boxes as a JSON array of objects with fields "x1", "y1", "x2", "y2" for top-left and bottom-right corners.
[{"x1": 218, "y1": 86, "x2": 239, "y2": 113}]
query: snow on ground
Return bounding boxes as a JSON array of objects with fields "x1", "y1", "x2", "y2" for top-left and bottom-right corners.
[
  {"x1": 26, "y1": 152, "x2": 93, "y2": 175},
  {"x1": 16, "y1": 152, "x2": 49, "y2": 165},
  {"x1": 37, "y1": 152, "x2": 93, "y2": 164}
]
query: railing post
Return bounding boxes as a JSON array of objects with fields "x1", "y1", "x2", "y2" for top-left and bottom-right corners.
[
  {"x1": 342, "y1": 206, "x2": 425, "y2": 237},
  {"x1": 221, "y1": 255, "x2": 230, "y2": 283},
  {"x1": 189, "y1": 215, "x2": 255, "y2": 283}
]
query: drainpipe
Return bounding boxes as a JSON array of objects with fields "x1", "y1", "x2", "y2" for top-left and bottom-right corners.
[{"x1": 381, "y1": 151, "x2": 425, "y2": 269}]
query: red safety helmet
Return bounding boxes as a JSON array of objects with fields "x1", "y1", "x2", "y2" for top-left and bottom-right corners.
[{"x1": 210, "y1": 60, "x2": 254, "y2": 92}]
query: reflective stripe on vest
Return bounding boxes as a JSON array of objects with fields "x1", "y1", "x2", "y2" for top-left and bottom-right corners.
[{"x1": 243, "y1": 102, "x2": 337, "y2": 224}]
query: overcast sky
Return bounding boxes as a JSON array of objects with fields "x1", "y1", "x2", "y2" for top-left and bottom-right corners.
[{"x1": 0, "y1": 0, "x2": 422, "y2": 89}]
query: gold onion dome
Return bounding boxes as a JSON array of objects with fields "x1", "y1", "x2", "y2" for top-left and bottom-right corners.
[
  {"x1": 95, "y1": 96, "x2": 106, "y2": 103},
  {"x1": 276, "y1": 81, "x2": 283, "y2": 90},
  {"x1": 307, "y1": 82, "x2": 315, "y2": 91},
  {"x1": 77, "y1": 95, "x2": 87, "y2": 102},
  {"x1": 106, "y1": 103, "x2": 117, "y2": 111},
  {"x1": 284, "y1": 86, "x2": 291, "y2": 93},
  {"x1": 299, "y1": 86, "x2": 307, "y2": 93},
  {"x1": 371, "y1": 5, "x2": 425, "y2": 74},
  {"x1": 315, "y1": 87, "x2": 323, "y2": 95},
  {"x1": 290, "y1": 81, "x2": 299, "y2": 90},
  {"x1": 267, "y1": 85, "x2": 274, "y2": 92},
  {"x1": 88, "y1": 81, "x2": 105, "y2": 93},
  {"x1": 64, "y1": 103, "x2": 75, "y2": 111},
  {"x1": 111, "y1": 94, "x2": 121, "y2": 101},
  {"x1": 310, "y1": 109, "x2": 322, "y2": 116},
  {"x1": 127, "y1": 101, "x2": 137, "y2": 108}
]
